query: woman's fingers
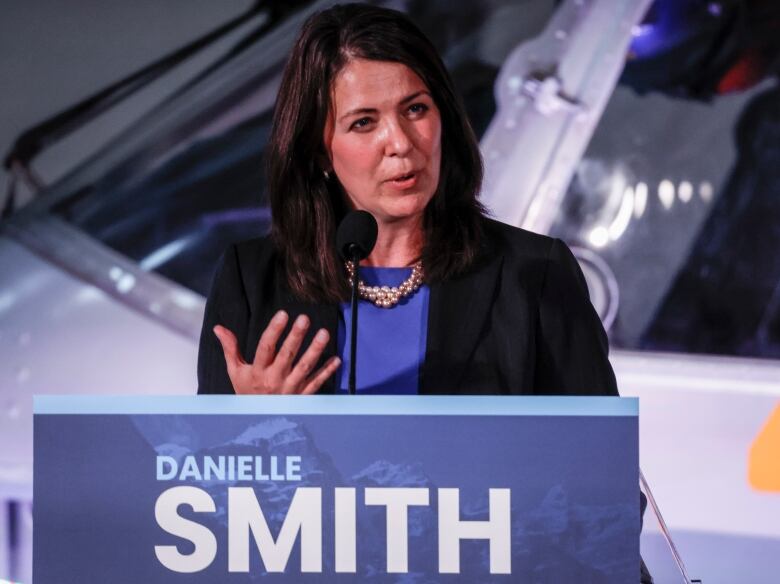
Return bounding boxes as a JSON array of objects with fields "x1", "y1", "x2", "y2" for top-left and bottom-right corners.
[
  {"x1": 274, "y1": 314, "x2": 310, "y2": 372},
  {"x1": 301, "y1": 356, "x2": 342, "y2": 395},
  {"x1": 254, "y1": 310, "x2": 289, "y2": 367},
  {"x1": 284, "y1": 328, "x2": 331, "y2": 392},
  {"x1": 225, "y1": 312, "x2": 340, "y2": 395},
  {"x1": 213, "y1": 325, "x2": 244, "y2": 373}
]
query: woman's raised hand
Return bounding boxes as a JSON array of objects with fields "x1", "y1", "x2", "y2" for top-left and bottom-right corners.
[{"x1": 213, "y1": 310, "x2": 341, "y2": 395}]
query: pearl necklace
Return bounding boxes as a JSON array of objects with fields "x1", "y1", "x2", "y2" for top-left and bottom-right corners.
[{"x1": 345, "y1": 261, "x2": 424, "y2": 308}]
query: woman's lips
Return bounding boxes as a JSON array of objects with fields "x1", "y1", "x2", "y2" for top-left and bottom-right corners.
[{"x1": 385, "y1": 172, "x2": 418, "y2": 190}]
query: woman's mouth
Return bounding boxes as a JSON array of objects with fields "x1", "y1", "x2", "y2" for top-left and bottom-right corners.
[{"x1": 387, "y1": 172, "x2": 418, "y2": 189}]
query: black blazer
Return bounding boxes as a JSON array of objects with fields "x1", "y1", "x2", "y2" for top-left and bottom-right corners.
[{"x1": 197, "y1": 218, "x2": 618, "y2": 396}]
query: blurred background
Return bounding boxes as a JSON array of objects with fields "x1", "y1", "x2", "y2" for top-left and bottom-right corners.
[{"x1": 1, "y1": 0, "x2": 779, "y2": 582}]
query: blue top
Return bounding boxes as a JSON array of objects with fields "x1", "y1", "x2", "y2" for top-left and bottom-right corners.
[{"x1": 337, "y1": 267, "x2": 430, "y2": 394}]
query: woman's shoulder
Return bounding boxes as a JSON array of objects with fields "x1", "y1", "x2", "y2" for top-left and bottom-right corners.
[
  {"x1": 207, "y1": 235, "x2": 285, "y2": 308},
  {"x1": 226, "y1": 235, "x2": 278, "y2": 268},
  {"x1": 481, "y1": 216, "x2": 558, "y2": 261},
  {"x1": 211, "y1": 235, "x2": 281, "y2": 292}
]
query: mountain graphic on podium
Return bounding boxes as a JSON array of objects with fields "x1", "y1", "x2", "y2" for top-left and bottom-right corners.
[{"x1": 129, "y1": 416, "x2": 635, "y2": 581}]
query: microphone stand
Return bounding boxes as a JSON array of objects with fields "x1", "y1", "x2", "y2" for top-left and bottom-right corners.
[
  {"x1": 640, "y1": 470, "x2": 701, "y2": 583},
  {"x1": 337, "y1": 210, "x2": 377, "y2": 395},
  {"x1": 348, "y1": 246, "x2": 360, "y2": 395}
]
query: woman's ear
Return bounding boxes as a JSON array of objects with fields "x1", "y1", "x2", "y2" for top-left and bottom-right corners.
[
  {"x1": 317, "y1": 145, "x2": 333, "y2": 180},
  {"x1": 317, "y1": 153, "x2": 332, "y2": 179}
]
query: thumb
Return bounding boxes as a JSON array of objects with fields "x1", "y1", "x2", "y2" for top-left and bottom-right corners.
[{"x1": 213, "y1": 325, "x2": 244, "y2": 372}]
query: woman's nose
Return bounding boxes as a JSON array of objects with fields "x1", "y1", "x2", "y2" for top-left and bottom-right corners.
[{"x1": 383, "y1": 119, "x2": 413, "y2": 157}]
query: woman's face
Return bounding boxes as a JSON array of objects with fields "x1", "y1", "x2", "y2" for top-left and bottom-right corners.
[{"x1": 324, "y1": 59, "x2": 442, "y2": 226}]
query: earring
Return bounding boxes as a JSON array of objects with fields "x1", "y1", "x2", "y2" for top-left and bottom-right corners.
[{"x1": 323, "y1": 169, "x2": 331, "y2": 180}]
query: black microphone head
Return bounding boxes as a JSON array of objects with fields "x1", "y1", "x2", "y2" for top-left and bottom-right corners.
[{"x1": 336, "y1": 210, "x2": 378, "y2": 261}]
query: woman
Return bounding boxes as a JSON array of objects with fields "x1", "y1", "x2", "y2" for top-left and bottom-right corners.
[
  {"x1": 197, "y1": 3, "x2": 617, "y2": 399},
  {"x1": 197, "y1": 9, "x2": 649, "y2": 578}
]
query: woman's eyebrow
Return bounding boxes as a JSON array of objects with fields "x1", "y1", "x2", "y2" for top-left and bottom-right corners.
[{"x1": 338, "y1": 90, "x2": 431, "y2": 122}]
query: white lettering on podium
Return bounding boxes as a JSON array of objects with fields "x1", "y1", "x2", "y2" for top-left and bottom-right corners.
[
  {"x1": 155, "y1": 455, "x2": 302, "y2": 482},
  {"x1": 228, "y1": 487, "x2": 322, "y2": 573},
  {"x1": 334, "y1": 488, "x2": 356, "y2": 573},
  {"x1": 156, "y1": 456, "x2": 177, "y2": 480},
  {"x1": 154, "y1": 486, "x2": 513, "y2": 575},
  {"x1": 154, "y1": 486, "x2": 217, "y2": 572},
  {"x1": 365, "y1": 488, "x2": 430, "y2": 573},
  {"x1": 438, "y1": 488, "x2": 511, "y2": 574}
]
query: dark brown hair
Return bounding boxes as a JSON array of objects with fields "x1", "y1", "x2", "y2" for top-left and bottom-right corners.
[{"x1": 267, "y1": 3, "x2": 486, "y2": 303}]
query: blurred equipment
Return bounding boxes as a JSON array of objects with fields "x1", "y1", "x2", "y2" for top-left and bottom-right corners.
[
  {"x1": 621, "y1": 0, "x2": 780, "y2": 98},
  {"x1": 1, "y1": 0, "x2": 310, "y2": 219}
]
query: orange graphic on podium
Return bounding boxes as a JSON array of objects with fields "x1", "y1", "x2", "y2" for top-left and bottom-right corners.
[{"x1": 749, "y1": 404, "x2": 780, "y2": 492}]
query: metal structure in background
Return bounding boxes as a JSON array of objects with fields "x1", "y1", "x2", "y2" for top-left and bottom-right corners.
[
  {"x1": 481, "y1": 0, "x2": 654, "y2": 234},
  {"x1": 2, "y1": 0, "x2": 780, "y2": 582},
  {"x1": 479, "y1": 0, "x2": 655, "y2": 326}
]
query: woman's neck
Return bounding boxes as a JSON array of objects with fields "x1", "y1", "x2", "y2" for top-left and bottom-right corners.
[{"x1": 361, "y1": 217, "x2": 424, "y2": 268}]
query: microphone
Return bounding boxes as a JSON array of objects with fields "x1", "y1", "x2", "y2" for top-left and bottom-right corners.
[
  {"x1": 336, "y1": 210, "x2": 378, "y2": 262},
  {"x1": 336, "y1": 211, "x2": 378, "y2": 395}
]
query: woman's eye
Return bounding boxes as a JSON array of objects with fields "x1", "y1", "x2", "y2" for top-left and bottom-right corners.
[
  {"x1": 408, "y1": 103, "x2": 429, "y2": 115},
  {"x1": 350, "y1": 117, "x2": 373, "y2": 131}
]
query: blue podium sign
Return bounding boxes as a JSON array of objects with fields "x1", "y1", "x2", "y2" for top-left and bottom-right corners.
[{"x1": 34, "y1": 396, "x2": 639, "y2": 582}]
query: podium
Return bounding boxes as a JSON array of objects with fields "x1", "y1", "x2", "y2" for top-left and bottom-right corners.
[{"x1": 34, "y1": 395, "x2": 639, "y2": 582}]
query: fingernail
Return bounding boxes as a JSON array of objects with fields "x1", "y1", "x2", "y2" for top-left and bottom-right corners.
[
  {"x1": 273, "y1": 310, "x2": 287, "y2": 324},
  {"x1": 295, "y1": 314, "x2": 309, "y2": 329},
  {"x1": 315, "y1": 329, "x2": 329, "y2": 342},
  {"x1": 332, "y1": 357, "x2": 342, "y2": 367}
]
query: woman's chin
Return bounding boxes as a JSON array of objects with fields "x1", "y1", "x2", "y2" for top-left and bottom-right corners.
[
  {"x1": 371, "y1": 192, "x2": 432, "y2": 223},
  {"x1": 373, "y1": 203, "x2": 428, "y2": 225}
]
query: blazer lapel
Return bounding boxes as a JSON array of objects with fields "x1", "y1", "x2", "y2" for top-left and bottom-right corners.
[{"x1": 421, "y1": 252, "x2": 503, "y2": 394}]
